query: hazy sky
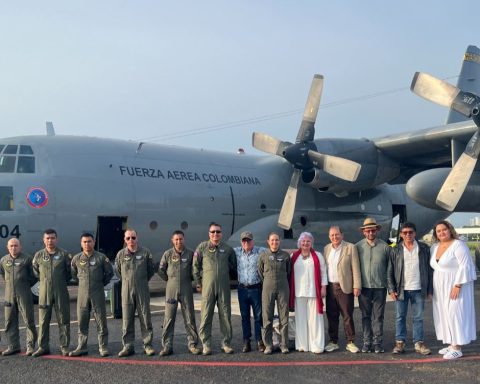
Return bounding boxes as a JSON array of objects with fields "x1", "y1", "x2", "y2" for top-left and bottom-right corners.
[{"x1": 1, "y1": 1, "x2": 479, "y2": 226}]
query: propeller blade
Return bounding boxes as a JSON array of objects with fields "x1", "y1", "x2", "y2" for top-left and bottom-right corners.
[
  {"x1": 296, "y1": 74, "x2": 324, "y2": 143},
  {"x1": 411, "y1": 72, "x2": 460, "y2": 108},
  {"x1": 307, "y1": 150, "x2": 361, "y2": 182},
  {"x1": 278, "y1": 169, "x2": 301, "y2": 229},
  {"x1": 410, "y1": 72, "x2": 480, "y2": 117},
  {"x1": 436, "y1": 131, "x2": 480, "y2": 211},
  {"x1": 252, "y1": 132, "x2": 282, "y2": 155}
]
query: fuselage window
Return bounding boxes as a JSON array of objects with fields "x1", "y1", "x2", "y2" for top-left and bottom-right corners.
[
  {"x1": 0, "y1": 186, "x2": 13, "y2": 211},
  {"x1": 17, "y1": 156, "x2": 35, "y2": 173},
  {"x1": 0, "y1": 156, "x2": 15, "y2": 173},
  {"x1": 19, "y1": 145, "x2": 34, "y2": 155},
  {"x1": 4, "y1": 145, "x2": 18, "y2": 155}
]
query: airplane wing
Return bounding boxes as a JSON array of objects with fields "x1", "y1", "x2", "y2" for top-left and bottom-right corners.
[{"x1": 373, "y1": 120, "x2": 476, "y2": 171}]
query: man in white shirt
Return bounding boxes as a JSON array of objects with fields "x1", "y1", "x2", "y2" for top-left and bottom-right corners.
[
  {"x1": 387, "y1": 222, "x2": 433, "y2": 355},
  {"x1": 324, "y1": 226, "x2": 362, "y2": 353}
]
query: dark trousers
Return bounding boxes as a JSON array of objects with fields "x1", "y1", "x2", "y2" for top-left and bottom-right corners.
[
  {"x1": 358, "y1": 288, "x2": 387, "y2": 346},
  {"x1": 237, "y1": 285, "x2": 262, "y2": 341},
  {"x1": 326, "y1": 283, "x2": 355, "y2": 343}
]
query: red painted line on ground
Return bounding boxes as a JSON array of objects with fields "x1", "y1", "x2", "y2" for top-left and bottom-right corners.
[{"x1": 42, "y1": 354, "x2": 480, "y2": 367}]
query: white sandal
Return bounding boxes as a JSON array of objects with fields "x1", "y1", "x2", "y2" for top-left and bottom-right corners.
[{"x1": 443, "y1": 349, "x2": 463, "y2": 360}]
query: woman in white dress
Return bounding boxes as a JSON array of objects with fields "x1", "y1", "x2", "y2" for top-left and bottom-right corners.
[
  {"x1": 289, "y1": 232, "x2": 327, "y2": 354},
  {"x1": 430, "y1": 220, "x2": 477, "y2": 360}
]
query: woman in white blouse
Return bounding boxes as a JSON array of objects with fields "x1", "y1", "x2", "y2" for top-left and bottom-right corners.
[
  {"x1": 430, "y1": 220, "x2": 477, "y2": 360},
  {"x1": 289, "y1": 232, "x2": 328, "y2": 353}
]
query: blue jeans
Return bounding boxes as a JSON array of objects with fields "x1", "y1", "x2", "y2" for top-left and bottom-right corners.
[
  {"x1": 395, "y1": 290, "x2": 425, "y2": 343},
  {"x1": 237, "y1": 286, "x2": 263, "y2": 341}
]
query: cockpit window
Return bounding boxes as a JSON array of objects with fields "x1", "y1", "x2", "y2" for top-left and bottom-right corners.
[
  {"x1": 4, "y1": 145, "x2": 18, "y2": 155},
  {"x1": 19, "y1": 145, "x2": 34, "y2": 155},
  {"x1": 0, "y1": 156, "x2": 15, "y2": 173},
  {"x1": 0, "y1": 186, "x2": 13, "y2": 211},
  {"x1": 0, "y1": 145, "x2": 4, "y2": 153},
  {"x1": 17, "y1": 156, "x2": 35, "y2": 173}
]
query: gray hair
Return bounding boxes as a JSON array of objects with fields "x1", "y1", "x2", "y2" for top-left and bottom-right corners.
[{"x1": 297, "y1": 231, "x2": 314, "y2": 249}]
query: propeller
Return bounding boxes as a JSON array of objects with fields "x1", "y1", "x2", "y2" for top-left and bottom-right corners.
[
  {"x1": 411, "y1": 72, "x2": 480, "y2": 211},
  {"x1": 252, "y1": 74, "x2": 362, "y2": 229}
]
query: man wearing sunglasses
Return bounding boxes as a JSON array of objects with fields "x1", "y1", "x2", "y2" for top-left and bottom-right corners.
[
  {"x1": 355, "y1": 218, "x2": 391, "y2": 354},
  {"x1": 387, "y1": 222, "x2": 432, "y2": 355},
  {"x1": 115, "y1": 229, "x2": 156, "y2": 357},
  {"x1": 193, "y1": 222, "x2": 237, "y2": 355},
  {"x1": 233, "y1": 231, "x2": 267, "y2": 353}
]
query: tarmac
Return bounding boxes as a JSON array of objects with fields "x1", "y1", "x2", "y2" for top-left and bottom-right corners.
[{"x1": 0, "y1": 275, "x2": 479, "y2": 384}]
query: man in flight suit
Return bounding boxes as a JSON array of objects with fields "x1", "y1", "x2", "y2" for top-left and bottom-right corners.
[
  {"x1": 158, "y1": 230, "x2": 201, "y2": 356},
  {"x1": 0, "y1": 238, "x2": 38, "y2": 356},
  {"x1": 116, "y1": 229, "x2": 156, "y2": 357},
  {"x1": 193, "y1": 222, "x2": 237, "y2": 355},
  {"x1": 70, "y1": 233, "x2": 114, "y2": 357},
  {"x1": 32, "y1": 229, "x2": 72, "y2": 357}
]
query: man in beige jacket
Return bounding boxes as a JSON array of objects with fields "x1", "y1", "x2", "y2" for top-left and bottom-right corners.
[{"x1": 324, "y1": 226, "x2": 361, "y2": 353}]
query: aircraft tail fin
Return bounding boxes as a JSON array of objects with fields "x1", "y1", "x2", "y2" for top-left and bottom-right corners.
[
  {"x1": 446, "y1": 45, "x2": 480, "y2": 124},
  {"x1": 46, "y1": 121, "x2": 56, "y2": 136}
]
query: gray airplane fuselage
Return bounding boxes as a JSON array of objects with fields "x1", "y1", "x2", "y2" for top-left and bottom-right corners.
[{"x1": 0, "y1": 135, "x2": 447, "y2": 260}]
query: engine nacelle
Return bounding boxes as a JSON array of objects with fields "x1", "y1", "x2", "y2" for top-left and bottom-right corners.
[
  {"x1": 302, "y1": 138, "x2": 400, "y2": 194},
  {"x1": 406, "y1": 168, "x2": 480, "y2": 211}
]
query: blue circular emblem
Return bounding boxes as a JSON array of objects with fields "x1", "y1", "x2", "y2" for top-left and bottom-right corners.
[{"x1": 26, "y1": 187, "x2": 49, "y2": 208}]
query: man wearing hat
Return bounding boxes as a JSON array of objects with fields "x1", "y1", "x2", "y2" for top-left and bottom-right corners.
[
  {"x1": 234, "y1": 231, "x2": 267, "y2": 353},
  {"x1": 355, "y1": 218, "x2": 391, "y2": 354}
]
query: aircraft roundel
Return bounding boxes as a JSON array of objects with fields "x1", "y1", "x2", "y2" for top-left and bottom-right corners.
[{"x1": 26, "y1": 187, "x2": 49, "y2": 208}]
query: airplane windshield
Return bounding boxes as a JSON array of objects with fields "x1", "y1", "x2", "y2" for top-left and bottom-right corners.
[
  {"x1": 0, "y1": 187, "x2": 13, "y2": 211},
  {"x1": 0, "y1": 144, "x2": 35, "y2": 173}
]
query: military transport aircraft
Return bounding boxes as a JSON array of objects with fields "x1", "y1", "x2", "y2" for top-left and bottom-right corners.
[{"x1": 1, "y1": 45, "x2": 479, "y2": 262}]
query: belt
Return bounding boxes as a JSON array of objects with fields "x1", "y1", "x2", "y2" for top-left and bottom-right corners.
[{"x1": 238, "y1": 283, "x2": 262, "y2": 289}]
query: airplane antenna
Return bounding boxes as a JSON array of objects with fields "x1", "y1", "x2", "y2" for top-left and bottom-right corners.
[
  {"x1": 46, "y1": 121, "x2": 56, "y2": 136},
  {"x1": 136, "y1": 142, "x2": 144, "y2": 153}
]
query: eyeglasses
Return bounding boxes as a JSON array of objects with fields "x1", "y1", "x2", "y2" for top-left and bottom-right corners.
[
  {"x1": 125, "y1": 236, "x2": 137, "y2": 240},
  {"x1": 364, "y1": 229, "x2": 377, "y2": 233},
  {"x1": 241, "y1": 238, "x2": 252, "y2": 242},
  {"x1": 401, "y1": 230, "x2": 415, "y2": 235},
  {"x1": 209, "y1": 230, "x2": 222, "y2": 234}
]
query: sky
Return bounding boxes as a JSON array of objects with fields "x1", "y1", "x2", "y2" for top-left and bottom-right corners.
[{"x1": 1, "y1": 0, "x2": 479, "y2": 226}]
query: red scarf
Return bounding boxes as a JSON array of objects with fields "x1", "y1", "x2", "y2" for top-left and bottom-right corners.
[{"x1": 289, "y1": 248, "x2": 324, "y2": 314}]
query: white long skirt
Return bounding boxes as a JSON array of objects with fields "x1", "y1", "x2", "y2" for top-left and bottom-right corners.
[{"x1": 295, "y1": 297, "x2": 325, "y2": 353}]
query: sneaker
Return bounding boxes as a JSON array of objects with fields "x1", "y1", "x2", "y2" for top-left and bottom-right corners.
[
  {"x1": 118, "y1": 347, "x2": 135, "y2": 357},
  {"x1": 26, "y1": 345, "x2": 35, "y2": 356},
  {"x1": 280, "y1": 346, "x2": 289, "y2": 354},
  {"x1": 69, "y1": 347, "x2": 88, "y2": 357},
  {"x1": 61, "y1": 347, "x2": 70, "y2": 357},
  {"x1": 159, "y1": 347, "x2": 173, "y2": 356},
  {"x1": 264, "y1": 346, "x2": 273, "y2": 355},
  {"x1": 32, "y1": 347, "x2": 50, "y2": 357},
  {"x1": 439, "y1": 346, "x2": 452, "y2": 355},
  {"x1": 189, "y1": 345, "x2": 201, "y2": 355},
  {"x1": 374, "y1": 344, "x2": 384, "y2": 354},
  {"x1": 2, "y1": 347, "x2": 21, "y2": 356},
  {"x1": 346, "y1": 342, "x2": 359, "y2": 353},
  {"x1": 443, "y1": 349, "x2": 463, "y2": 360},
  {"x1": 392, "y1": 341, "x2": 405, "y2": 354},
  {"x1": 414, "y1": 341, "x2": 431, "y2": 355},
  {"x1": 99, "y1": 347, "x2": 109, "y2": 357},
  {"x1": 202, "y1": 346, "x2": 212, "y2": 356},
  {"x1": 221, "y1": 345, "x2": 234, "y2": 354},
  {"x1": 361, "y1": 343, "x2": 371, "y2": 353},
  {"x1": 144, "y1": 345, "x2": 156, "y2": 356},
  {"x1": 257, "y1": 340, "x2": 266, "y2": 352},
  {"x1": 325, "y1": 342, "x2": 340, "y2": 352}
]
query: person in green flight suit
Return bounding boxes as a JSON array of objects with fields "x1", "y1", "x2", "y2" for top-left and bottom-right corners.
[
  {"x1": 116, "y1": 229, "x2": 156, "y2": 357},
  {"x1": 69, "y1": 233, "x2": 114, "y2": 357},
  {"x1": 158, "y1": 230, "x2": 201, "y2": 356},
  {"x1": 0, "y1": 238, "x2": 38, "y2": 356},
  {"x1": 193, "y1": 222, "x2": 237, "y2": 355},
  {"x1": 32, "y1": 229, "x2": 72, "y2": 357}
]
